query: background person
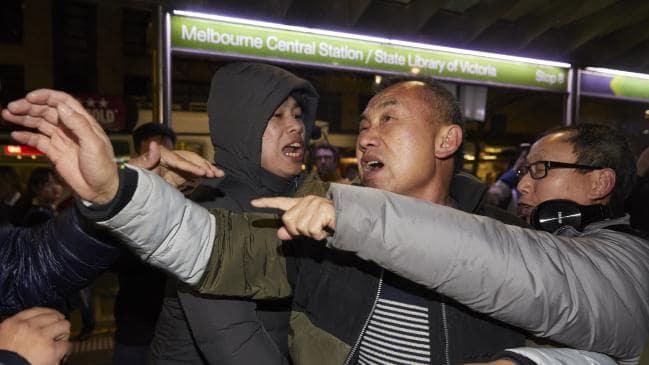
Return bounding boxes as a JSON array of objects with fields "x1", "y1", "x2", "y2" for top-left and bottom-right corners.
[
  {"x1": 21, "y1": 167, "x2": 64, "y2": 226},
  {"x1": 311, "y1": 144, "x2": 343, "y2": 182},
  {"x1": 0, "y1": 166, "x2": 28, "y2": 226},
  {"x1": 110, "y1": 122, "x2": 178, "y2": 364},
  {"x1": 132, "y1": 122, "x2": 176, "y2": 153}
]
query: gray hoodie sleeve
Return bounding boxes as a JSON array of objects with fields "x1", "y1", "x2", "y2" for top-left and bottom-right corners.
[
  {"x1": 326, "y1": 183, "x2": 649, "y2": 364},
  {"x1": 92, "y1": 165, "x2": 215, "y2": 285},
  {"x1": 502, "y1": 347, "x2": 617, "y2": 365}
]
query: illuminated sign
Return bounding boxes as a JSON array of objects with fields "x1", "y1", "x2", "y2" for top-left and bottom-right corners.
[
  {"x1": 3, "y1": 145, "x2": 44, "y2": 156},
  {"x1": 170, "y1": 11, "x2": 570, "y2": 92},
  {"x1": 76, "y1": 95, "x2": 130, "y2": 131},
  {"x1": 581, "y1": 68, "x2": 649, "y2": 102}
]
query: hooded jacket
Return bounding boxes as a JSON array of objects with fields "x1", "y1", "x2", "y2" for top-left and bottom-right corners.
[{"x1": 151, "y1": 62, "x2": 318, "y2": 364}]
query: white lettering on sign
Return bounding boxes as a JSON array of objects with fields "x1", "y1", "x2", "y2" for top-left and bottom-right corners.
[
  {"x1": 407, "y1": 54, "x2": 446, "y2": 73},
  {"x1": 318, "y1": 43, "x2": 364, "y2": 61},
  {"x1": 459, "y1": 61, "x2": 497, "y2": 77},
  {"x1": 374, "y1": 50, "x2": 405, "y2": 66},
  {"x1": 535, "y1": 70, "x2": 564, "y2": 85},
  {"x1": 181, "y1": 25, "x2": 263, "y2": 48},
  {"x1": 90, "y1": 109, "x2": 116, "y2": 124},
  {"x1": 266, "y1": 36, "x2": 316, "y2": 55}
]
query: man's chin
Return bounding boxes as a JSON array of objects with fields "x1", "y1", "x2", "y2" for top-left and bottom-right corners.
[
  {"x1": 360, "y1": 178, "x2": 390, "y2": 192},
  {"x1": 517, "y1": 206, "x2": 533, "y2": 223}
]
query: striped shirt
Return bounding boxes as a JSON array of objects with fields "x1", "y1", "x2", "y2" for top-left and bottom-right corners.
[{"x1": 357, "y1": 273, "x2": 431, "y2": 365}]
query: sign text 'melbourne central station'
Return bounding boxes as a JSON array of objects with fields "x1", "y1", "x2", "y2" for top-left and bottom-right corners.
[{"x1": 170, "y1": 12, "x2": 570, "y2": 92}]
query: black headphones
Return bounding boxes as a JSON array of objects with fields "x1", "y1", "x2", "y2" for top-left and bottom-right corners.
[{"x1": 530, "y1": 199, "x2": 612, "y2": 233}]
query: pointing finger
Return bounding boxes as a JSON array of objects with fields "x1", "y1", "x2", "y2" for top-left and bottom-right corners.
[
  {"x1": 277, "y1": 227, "x2": 294, "y2": 241},
  {"x1": 251, "y1": 197, "x2": 300, "y2": 211}
]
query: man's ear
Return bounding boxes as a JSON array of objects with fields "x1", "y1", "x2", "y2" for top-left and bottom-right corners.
[
  {"x1": 589, "y1": 168, "x2": 616, "y2": 201},
  {"x1": 435, "y1": 124, "x2": 463, "y2": 159}
]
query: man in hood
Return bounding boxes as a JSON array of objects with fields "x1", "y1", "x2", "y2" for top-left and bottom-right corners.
[{"x1": 151, "y1": 62, "x2": 318, "y2": 364}]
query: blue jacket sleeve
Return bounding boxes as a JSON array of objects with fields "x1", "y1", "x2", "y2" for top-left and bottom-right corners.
[
  {"x1": 0, "y1": 208, "x2": 122, "y2": 316},
  {"x1": 0, "y1": 350, "x2": 30, "y2": 365}
]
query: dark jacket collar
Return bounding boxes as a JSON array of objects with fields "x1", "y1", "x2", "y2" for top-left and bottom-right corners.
[{"x1": 450, "y1": 171, "x2": 488, "y2": 214}]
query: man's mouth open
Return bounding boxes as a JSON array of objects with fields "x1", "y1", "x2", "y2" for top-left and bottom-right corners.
[
  {"x1": 363, "y1": 160, "x2": 384, "y2": 171},
  {"x1": 361, "y1": 158, "x2": 385, "y2": 180},
  {"x1": 282, "y1": 142, "x2": 303, "y2": 159}
]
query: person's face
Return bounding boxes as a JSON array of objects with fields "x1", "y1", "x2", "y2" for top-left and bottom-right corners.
[
  {"x1": 261, "y1": 96, "x2": 305, "y2": 179},
  {"x1": 38, "y1": 174, "x2": 64, "y2": 204},
  {"x1": 356, "y1": 82, "x2": 450, "y2": 199},
  {"x1": 139, "y1": 135, "x2": 174, "y2": 154},
  {"x1": 517, "y1": 132, "x2": 599, "y2": 221},
  {"x1": 314, "y1": 148, "x2": 337, "y2": 175}
]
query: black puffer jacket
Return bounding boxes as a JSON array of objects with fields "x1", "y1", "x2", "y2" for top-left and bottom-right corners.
[
  {"x1": 151, "y1": 62, "x2": 318, "y2": 364},
  {"x1": 0, "y1": 208, "x2": 120, "y2": 316}
]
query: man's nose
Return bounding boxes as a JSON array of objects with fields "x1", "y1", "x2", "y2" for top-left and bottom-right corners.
[
  {"x1": 357, "y1": 127, "x2": 379, "y2": 152},
  {"x1": 517, "y1": 173, "x2": 532, "y2": 195},
  {"x1": 286, "y1": 117, "x2": 304, "y2": 135}
]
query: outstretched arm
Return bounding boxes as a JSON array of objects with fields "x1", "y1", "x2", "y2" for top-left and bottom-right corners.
[
  {"x1": 1, "y1": 89, "x2": 224, "y2": 285},
  {"x1": 2, "y1": 89, "x2": 222, "y2": 203},
  {"x1": 0, "y1": 209, "x2": 121, "y2": 315},
  {"x1": 253, "y1": 185, "x2": 649, "y2": 364}
]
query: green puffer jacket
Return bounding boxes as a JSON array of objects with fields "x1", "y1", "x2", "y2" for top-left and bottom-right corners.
[{"x1": 196, "y1": 172, "x2": 526, "y2": 365}]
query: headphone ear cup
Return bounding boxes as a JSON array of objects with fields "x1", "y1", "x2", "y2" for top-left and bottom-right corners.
[{"x1": 531, "y1": 200, "x2": 584, "y2": 232}]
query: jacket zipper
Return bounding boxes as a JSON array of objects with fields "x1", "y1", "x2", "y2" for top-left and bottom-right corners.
[
  {"x1": 343, "y1": 269, "x2": 384, "y2": 365},
  {"x1": 441, "y1": 303, "x2": 450, "y2": 365}
]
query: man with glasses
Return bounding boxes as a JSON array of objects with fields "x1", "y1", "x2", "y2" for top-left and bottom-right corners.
[{"x1": 255, "y1": 123, "x2": 648, "y2": 364}]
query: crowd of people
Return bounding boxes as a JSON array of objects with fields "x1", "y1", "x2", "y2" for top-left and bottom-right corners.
[{"x1": 0, "y1": 61, "x2": 648, "y2": 365}]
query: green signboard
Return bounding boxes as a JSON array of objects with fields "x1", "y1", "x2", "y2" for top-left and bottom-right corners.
[
  {"x1": 610, "y1": 76, "x2": 649, "y2": 101},
  {"x1": 581, "y1": 70, "x2": 649, "y2": 102},
  {"x1": 171, "y1": 14, "x2": 569, "y2": 92}
]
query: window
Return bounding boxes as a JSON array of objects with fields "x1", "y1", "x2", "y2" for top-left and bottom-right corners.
[
  {"x1": 0, "y1": 0, "x2": 23, "y2": 44},
  {"x1": 317, "y1": 92, "x2": 343, "y2": 131},
  {"x1": 122, "y1": 8, "x2": 151, "y2": 56},
  {"x1": 0, "y1": 65, "x2": 25, "y2": 129},
  {"x1": 52, "y1": 0, "x2": 97, "y2": 93}
]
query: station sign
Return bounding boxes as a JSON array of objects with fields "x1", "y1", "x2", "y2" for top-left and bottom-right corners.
[
  {"x1": 581, "y1": 68, "x2": 649, "y2": 102},
  {"x1": 170, "y1": 12, "x2": 570, "y2": 92}
]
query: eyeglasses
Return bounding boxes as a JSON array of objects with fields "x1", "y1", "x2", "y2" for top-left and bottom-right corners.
[{"x1": 516, "y1": 160, "x2": 604, "y2": 180}]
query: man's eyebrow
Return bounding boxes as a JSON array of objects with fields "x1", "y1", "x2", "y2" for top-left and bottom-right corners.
[
  {"x1": 360, "y1": 98, "x2": 399, "y2": 120},
  {"x1": 378, "y1": 98, "x2": 399, "y2": 109}
]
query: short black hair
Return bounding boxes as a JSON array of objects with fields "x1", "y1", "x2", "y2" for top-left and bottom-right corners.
[
  {"x1": 375, "y1": 75, "x2": 464, "y2": 128},
  {"x1": 27, "y1": 167, "x2": 56, "y2": 195},
  {"x1": 546, "y1": 123, "x2": 636, "y2": 214},
  {"x1": 312, "y1": 144, "x2": 340, "y2": 162},
  {"x1": 375, "y1": 75, "x2": 464, "y2": 170},
  {"x1": 132, "y1": 122, "x2": 177, "y2": 153},
  {"x1": 0, "y1": 166, "x2": 22, "y2": 191}
]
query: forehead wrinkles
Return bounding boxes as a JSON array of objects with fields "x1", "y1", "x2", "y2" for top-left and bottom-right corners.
[{"x1": 362, "y1": 96, "x2": 398, "y2": 119}]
